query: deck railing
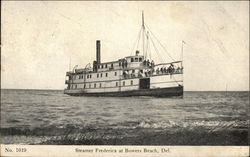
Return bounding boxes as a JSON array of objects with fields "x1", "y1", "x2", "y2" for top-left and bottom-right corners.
[{"x1": 122, "y1": 68, "x2": 183, "y2": 79}]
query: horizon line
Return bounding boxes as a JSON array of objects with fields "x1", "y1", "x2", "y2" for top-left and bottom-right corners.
[{"x1": 1, "y1": 88, "x2": 249, "y2": 92}]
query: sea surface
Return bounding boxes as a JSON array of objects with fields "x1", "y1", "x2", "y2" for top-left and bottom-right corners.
[{"x1": 1, "y1": 89, "x2": 249, "y2": 145}]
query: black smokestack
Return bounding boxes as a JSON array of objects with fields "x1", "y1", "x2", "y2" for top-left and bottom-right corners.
[{"x1": 96, "y1": 40, "x2": 101, "y2": 64}]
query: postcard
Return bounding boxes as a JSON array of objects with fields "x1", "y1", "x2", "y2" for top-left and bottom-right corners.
[{"x1": 1, "y1": 1, "x2": 249, "y2": 157}]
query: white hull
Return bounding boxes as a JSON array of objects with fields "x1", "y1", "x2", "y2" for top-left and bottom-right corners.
[{"x1": 64, "y1": 73, "x2": 183, "y2": 96}]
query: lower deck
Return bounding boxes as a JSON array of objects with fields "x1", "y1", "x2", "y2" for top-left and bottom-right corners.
[{"x1": 64, "y1": 73, "x2": 183, "y2": 97}]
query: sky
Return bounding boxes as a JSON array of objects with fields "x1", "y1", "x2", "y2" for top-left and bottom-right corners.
[{"x1": 1, "y1": 1, "x2": 249, "y2": 91}]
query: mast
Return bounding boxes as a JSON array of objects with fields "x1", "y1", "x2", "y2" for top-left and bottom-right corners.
[
  {"x1": 181, "y1": 40, "x2": 186, "y2": 67},
  {"x1": 145, "y1": 31, "x2": 149, "y2": 59},
  {"x1": 142, "y1": 11, "x2": 145, "y2": 58}
]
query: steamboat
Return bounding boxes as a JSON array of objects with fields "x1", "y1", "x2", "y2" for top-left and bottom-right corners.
[{"x1": 64, "y1": 12, "x2": 184, "y2": 97}]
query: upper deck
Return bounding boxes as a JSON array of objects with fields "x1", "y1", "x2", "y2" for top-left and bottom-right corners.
[
  {"x1": 66, "y1": 54, "x2": 147, "y2": 75},
  {"x1": 95, "y1": 55, "x2": 145, "y2": 72},
  {"x1": 65, "y1": 57, "x2": 182, "y2": 83}
]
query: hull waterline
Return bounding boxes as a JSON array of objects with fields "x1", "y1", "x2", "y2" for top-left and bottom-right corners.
[{"x1": 64, "y1": 86, "x2": 183, "y2": 97}]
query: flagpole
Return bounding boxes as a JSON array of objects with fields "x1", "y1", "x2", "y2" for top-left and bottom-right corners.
[
  {"x1": 181, "y1": 40, "x2": 186, "y2": 68},
  {"x1": 181, "y1": 41, "x2": 183, "y2": 68},
  {"x1": 142, "y1": 11, "x2": 145, "y2": 57}
]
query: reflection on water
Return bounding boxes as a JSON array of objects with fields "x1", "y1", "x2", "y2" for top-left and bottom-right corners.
[{"x1": 1, "y1": 89, "x2": 249, "y2": 145}]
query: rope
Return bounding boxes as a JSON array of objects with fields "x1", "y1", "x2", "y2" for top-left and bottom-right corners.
[
  {"x1": 172, "y1": 74, "x2": 182, "y2": 86},
  {"x1": 145, "y1": 24, "x2": 175, "y2": 62},
  {"x1": 142, "y1": 26, "x2": 145, "y2": 56},
  {"x1": 130, "y1": 27, "x2": 143, "y2": 55},
  {"x1": 148, "y1": 33, "x2": 164, "y2": 63},
  {"x1": 136, "y1": 27, "x2": 143, "y2": 52},
  {"x1": 144, "y1": 32, "x2": 149, "y2": 59},
  {"x1": 148, "y1": 37, "x2": 152, "y2": 60}
]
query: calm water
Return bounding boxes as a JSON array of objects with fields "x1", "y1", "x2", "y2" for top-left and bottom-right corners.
[{"x1": 1, "y1": 89, "x2": 249, "y2": 145}]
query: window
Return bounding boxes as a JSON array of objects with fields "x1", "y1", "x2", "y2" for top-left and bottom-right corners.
[
  {"x1": 131, "y1": 80, "x2": 133, "y2": 85},
  {"x1": 100, "y1": 73, "x2": 103, "y2": 77},
  {"x1": 89, "y1": 84, "x2": 91, "y2": 88},
  {"x1": 97, "y1": 74, "x2": 99, "y2": 78},
  {"x1": 135, "y1": 58, "x2": 138, "y2": 62},
  {"x1": 116, "y1": 82, "x2": 118, "y2": 87},
  {"x1": 131, "y1": 58, "x2": 134, "y2": 62},
  {"x1": 119, "y1": 62, "x2": 121, "y2": 66},
  {"x1": 75, "y1": 85, "x2": 77, "y2": 89},
  {"x1": 100, "y1": 83, "x2": 102, "y2": 88},
  {"x1": 114, "y1": 72, "x2": 117, "y2": 76},
  {"x1": 139, "y1": 58, "x2": 142, "y2": 62},
  {"x1": 123, "y1": 81, "x2": 125, "y2": 86},
  {"x1": 106, "y1": 73, "x2": 108, "y2": 77},
  {"x1": 105, "y1": 64, "x2": 107, "y2": 68},
  {"x1": 94, "y1": 84, "x2": 96, "y2": 88},
  {"x1": 87, "y1": 75, "x2": 89, "y2": 79},
  {"x1": 84, "y1": 84, "x2": 86, "y2": 89},
  {"x1": 90, "y1": 75, "x2": 92, "y2": 78},
  {"x1": 132, "y1": 69, "x2": 135, "y2": 73},
  {"x1": 111, "y1": 63, "x2": 113, "y2": 68},
  {"x1": 101, "y1": 65, "x2": 104, "y2": 68}
]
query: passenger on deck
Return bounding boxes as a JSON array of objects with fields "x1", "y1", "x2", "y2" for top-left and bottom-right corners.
[
  {"x1": 164, "y1": 67, "x2": 167, "y2": 73},
  {"x1": 147, "y1": 59, "x2": 150, "y2": 67},
  {"x1": 151, "y1": 60, "x2": 155, "y2": 68},
  {"x1": 123, "y1": 71, "x2": 128, "y2": 78},
  {"x1": 144, "y1": 70, "x2": 148, "y2": 77},
  {"x1": 168, "y1": 64, "x2": 175, "y2": 74},
  {"x1": 138, "y1": 71, "x2": 143, "y2": 78},
  {"x1": 176, "y1": 67, "x2": 180, "y2": 73},
  {"x1": 172, "y1": 64, "x2": 175, "y2": 73},
  {"x1": 143, "y1": 60, "x2": 147, "y2": 66},
  {"x1": 148, "y1": 69, "x2": 151, "y2": 76},
  {"x1": 151, "y1": 68, "x2": 155, "y2": 75},
  {"x1": 124, "y1": 59, "x2": 128, "y2": 68},
  {"x1": 160, "y1": 67, "x2": 163, "y2": 74},
  {"x1": 156, "y1": 68, "x2": 160, "y2": 75},
  {"x1": 131, "y1": 73, "x2": 135, "y2": 78}
]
